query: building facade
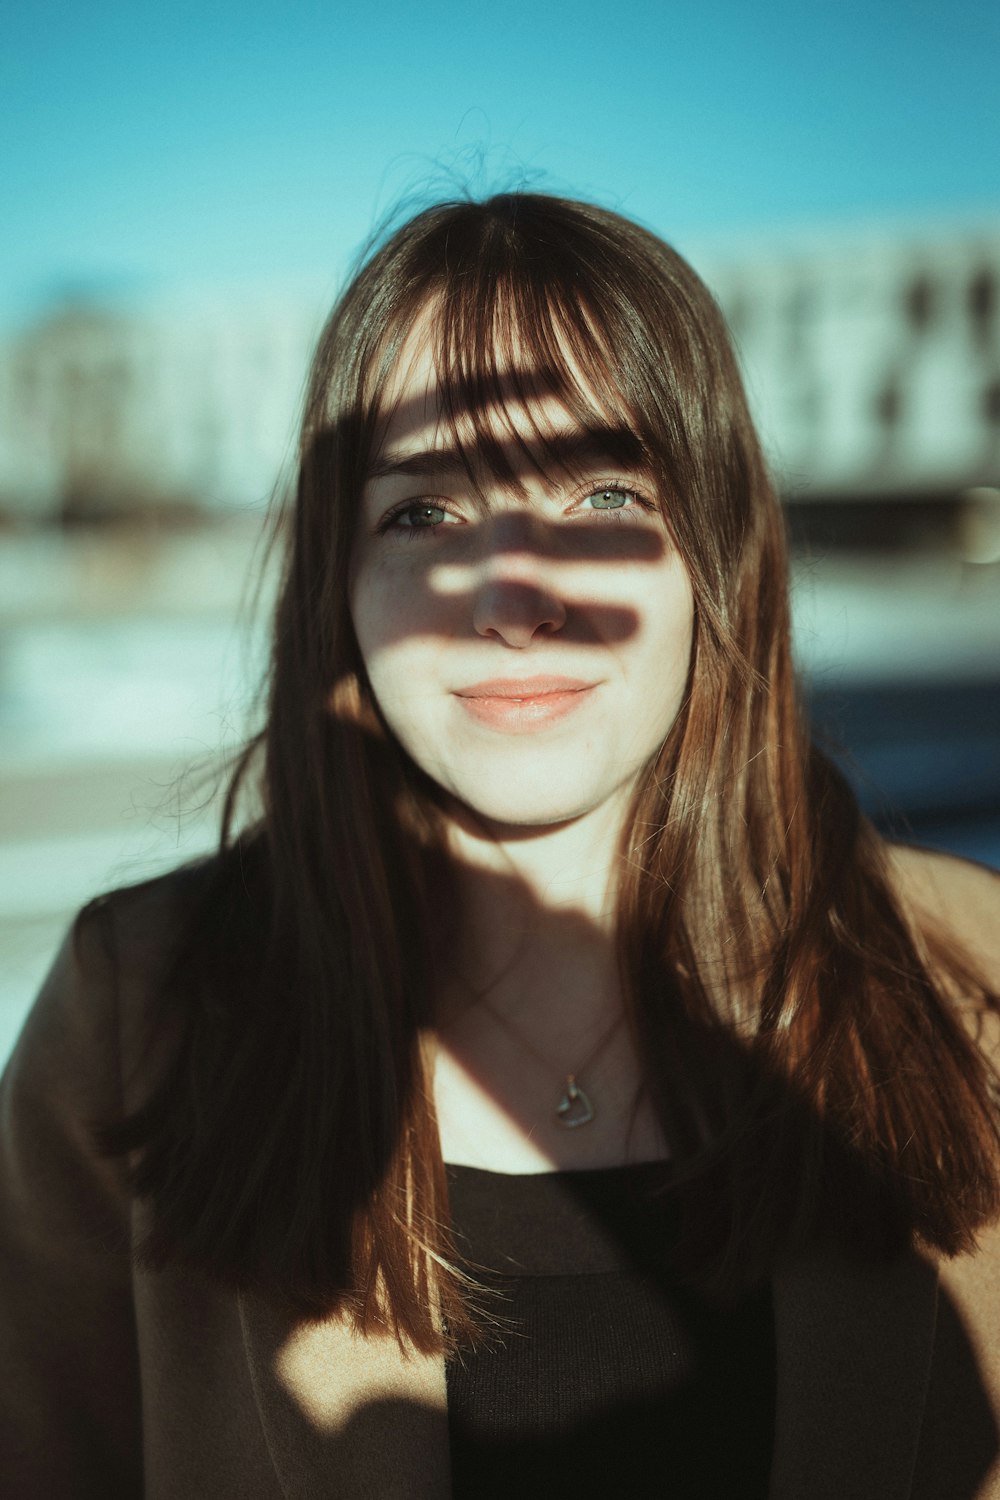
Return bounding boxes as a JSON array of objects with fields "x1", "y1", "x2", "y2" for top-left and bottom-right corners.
[{"x1": 1, "y1": 225, "x2": 998, "y2": 522}]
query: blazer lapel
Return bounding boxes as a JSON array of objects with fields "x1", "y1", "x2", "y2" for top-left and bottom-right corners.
[
  {"x1": 769, "y1": 1244, "x2": 939, "y2": 1500},
  {"x1": 239, "y1": 1293, "x2": 451, "y2": 1499}
]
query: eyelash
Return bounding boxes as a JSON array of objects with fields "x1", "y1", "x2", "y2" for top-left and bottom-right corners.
[
  {"x1": 572, "y1": 480, "x2": 655, "y2": 516},
  {"x1": 376, "y1": 501, "x2": 457, "y2": 538},
  {"x1": 377, "y1": 480, "x2": 656, "y2": 538}
]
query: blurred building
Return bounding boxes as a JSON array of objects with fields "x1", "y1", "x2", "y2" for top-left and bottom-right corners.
[
  {"x1": 0, "y1": 224, "x2": 998, "y2": 523},
  {"x1": 707, "y1": 229, "x2": 1000, "y2": 501},
  {"x1": 0, "y1": 295, "x2": 319, "y2": 522}
]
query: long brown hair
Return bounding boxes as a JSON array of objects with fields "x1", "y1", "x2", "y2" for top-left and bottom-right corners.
[{"x1": 109, "y1": 192, "x2": 1000, "y2": 1351}]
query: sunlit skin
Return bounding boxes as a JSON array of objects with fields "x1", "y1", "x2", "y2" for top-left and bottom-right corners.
[
  {"x1": 350, "y1": 332, "x2": 695, "y2": 841},
  {"x1": 348, "y1": 316, "x2": 693, "y2": 1170}
]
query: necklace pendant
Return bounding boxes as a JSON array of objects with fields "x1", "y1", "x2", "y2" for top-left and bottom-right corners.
[{"x1": 556, "y1": 1076, "x2": 595, "y2": 1129}]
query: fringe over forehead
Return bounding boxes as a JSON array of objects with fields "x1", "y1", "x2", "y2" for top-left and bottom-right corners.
[{"x1": 304, "y1": 192, "x2": 775, "y2": 640}]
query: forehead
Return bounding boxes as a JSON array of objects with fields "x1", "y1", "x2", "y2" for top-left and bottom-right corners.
[{"x1": 369, "y1": 305, "x2": 644, "y2": 483}]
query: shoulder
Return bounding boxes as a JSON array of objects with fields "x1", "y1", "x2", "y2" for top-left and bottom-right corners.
[
  {"x1": 85, "y1": 851, "x2": 227, "y2": 982},
  {"x1": 885, "y1": 842, "x2": 1000, "y2": 990},
  {"x1": 84, "y1": 836, "x2": 269, "y2": 987},
  {"x1": 87, "y1": 846, "x2": 267, "y2": 1085},
  {"x1": 6, "y1": 851, "x2": 244, "y2": 1111},
  {"x1": 867, "y1": 848, "x2": 1000, "y2": 1444}
]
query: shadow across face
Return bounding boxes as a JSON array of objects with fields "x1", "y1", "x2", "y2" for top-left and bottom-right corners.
[{"x1": 340, "y1": 365, "x2": 694, "y2": 831}]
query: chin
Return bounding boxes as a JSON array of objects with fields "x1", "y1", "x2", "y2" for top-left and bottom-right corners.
[
  {"x1": 469, "y1": 805, "x2": 588, "y2": 833},
  {"x1": 443, "y1": 776, "x2": 625, "y2": 836}
]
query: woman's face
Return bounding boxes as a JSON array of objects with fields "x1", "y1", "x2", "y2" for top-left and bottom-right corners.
[{"x1": 349, "y1": 316, "x2": 695, "y2": 833}]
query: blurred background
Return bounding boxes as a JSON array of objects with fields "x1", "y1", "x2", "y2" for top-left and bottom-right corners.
[{"x1": 2, "y1": 0, "x2": 999, "y2": 1062}]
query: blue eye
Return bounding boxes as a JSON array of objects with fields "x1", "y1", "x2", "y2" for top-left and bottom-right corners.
[
  {"x1": 585, "y1": 487, "x2": 633, "y2": 511},
  {"x1": 392, "y1": 503, "x2": 449, "y2": 528}
]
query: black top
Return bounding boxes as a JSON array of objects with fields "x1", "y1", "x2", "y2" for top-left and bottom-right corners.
[{"x1": 445, "y1": 1162, "x2": 775, "y2": 1499}]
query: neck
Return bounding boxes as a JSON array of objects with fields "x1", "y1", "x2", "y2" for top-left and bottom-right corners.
[
  {"x1": 431, "y1": 794, "x2": 668, "y2": 1170},
  {"x1": 440, "y1": 795, "x2": 627, "y2": 1023}
]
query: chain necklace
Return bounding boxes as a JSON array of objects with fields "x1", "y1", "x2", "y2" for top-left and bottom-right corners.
[{"x1": 478, "y1": 997, "x2": 625, "y2": 1129}]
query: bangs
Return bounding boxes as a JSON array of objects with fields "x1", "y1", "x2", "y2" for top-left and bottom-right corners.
[
  {"x1": 362, "y1": 213, "x2": 662, "y2": 498},
  {"x1": 334, "y1": 191, "x2": 758, "y2": 619},
  {"x1": 428, "y1": 272, "x2": 652, "y2": 494}
]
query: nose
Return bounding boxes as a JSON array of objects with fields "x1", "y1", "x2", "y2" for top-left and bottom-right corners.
[{"x1": 470, "y1": 515, "x2": 567, "y2": 648}]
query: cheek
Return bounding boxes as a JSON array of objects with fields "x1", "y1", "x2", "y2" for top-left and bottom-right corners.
[
  {"x1": 672, "y1": 588, "x2": 696, "y2": 669},
  {"x1": 637, "y1": 562, "x2": 695, "y2": 668},
  {"x1": 352, "y1": 558, "x2": 427, "y2": 672},
  {"x1": 350, "y1": 559, "x2": 456, "y2": 729},
  {"x1": 352, "y1": 550, "x2": 470, "y2": 667},
  {"x1": 635, "y1": 574, "x2": 695, "y2": 739}
]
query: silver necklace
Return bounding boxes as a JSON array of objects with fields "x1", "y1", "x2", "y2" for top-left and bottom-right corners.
[{"x1": 479, "y1": 998, "x2": 625, "y2": 1129}]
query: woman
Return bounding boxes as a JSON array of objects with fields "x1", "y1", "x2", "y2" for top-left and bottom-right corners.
[{"x1": 2, "y1": 191, "x2": 1000, "y2": 1499}]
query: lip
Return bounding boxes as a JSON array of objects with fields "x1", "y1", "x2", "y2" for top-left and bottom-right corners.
[{"x1": 453, "y1": 676, "x2": 596, "y2": 731}]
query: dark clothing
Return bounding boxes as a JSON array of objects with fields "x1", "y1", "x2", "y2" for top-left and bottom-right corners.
[
  {"x1": 446, "y1": 1162, "x2": 774, "y2": 1498},
  {"x1": 2, "y1": 869, "x2": 995, "y2": 1499}
]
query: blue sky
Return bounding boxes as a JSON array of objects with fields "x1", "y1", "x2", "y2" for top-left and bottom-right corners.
[{"x1": 2, "y1": 0, "x2": 998, "y2": 325}]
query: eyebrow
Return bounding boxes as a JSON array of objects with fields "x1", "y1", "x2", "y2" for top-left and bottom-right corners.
[
  {"x1": 367, "y1": 447, "x2": 471, "y2": 480},
  {"x1": 365, "y1": 427, "x2": 648, "y2": 483}
]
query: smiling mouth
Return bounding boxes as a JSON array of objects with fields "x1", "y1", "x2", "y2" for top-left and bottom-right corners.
[{"x1": 453, "y1": 677, "x2": 595, "y2": 730}]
